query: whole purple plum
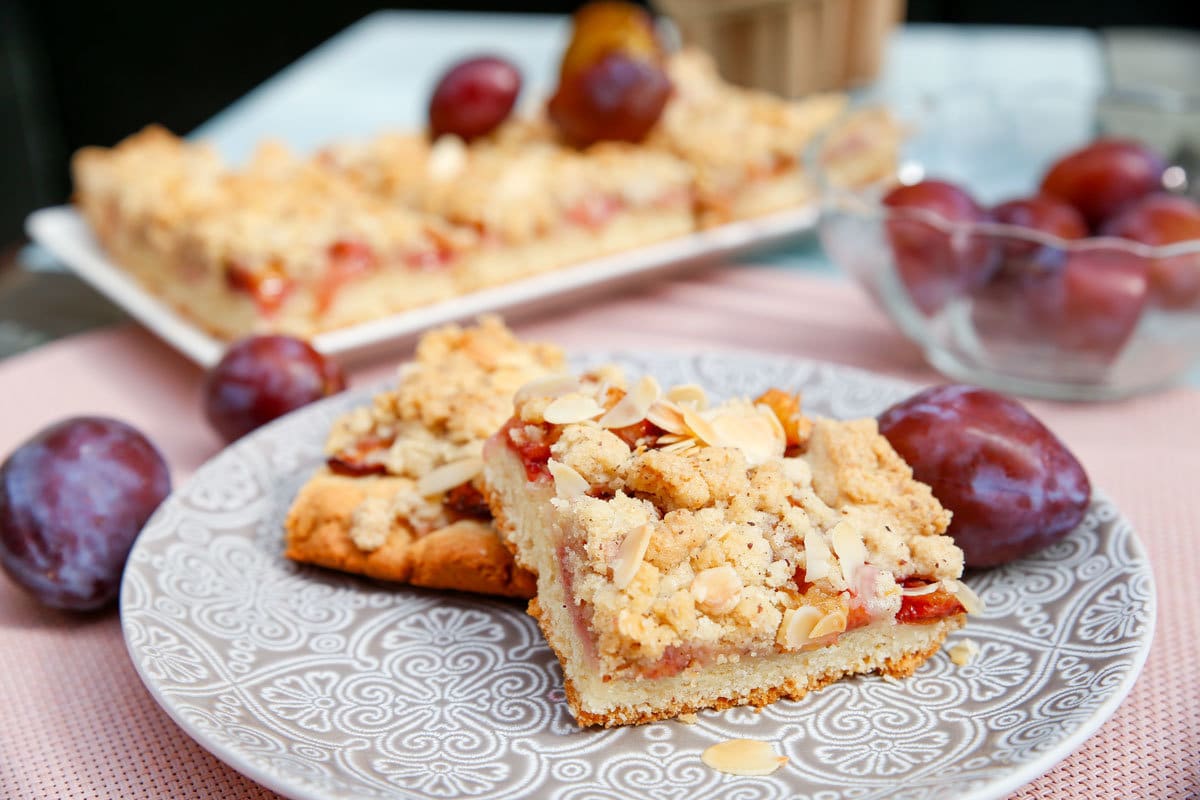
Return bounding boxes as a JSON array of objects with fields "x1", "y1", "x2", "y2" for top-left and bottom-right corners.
[
  {"x1": 878, "y1": 385, "x2": 1091, "y2": 567},
  {"x1": 0, "y1": 417, "x2": 171, "y2": 610}
]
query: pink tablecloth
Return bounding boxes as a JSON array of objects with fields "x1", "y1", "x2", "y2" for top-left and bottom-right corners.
[{"x1": 1, "y1": 268, "x2": 1197, "y2": 799}]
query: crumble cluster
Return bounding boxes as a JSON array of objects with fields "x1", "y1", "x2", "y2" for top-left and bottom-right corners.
[
  {"x1": 324, "y1": 122, "x2": 694, "y2": 245},
  {"x1": 325, "y1": 317, "x2": 562, "y2": 548},
  {"x1": 651, "y1": 49, "x2": 848, "y2": 193}
]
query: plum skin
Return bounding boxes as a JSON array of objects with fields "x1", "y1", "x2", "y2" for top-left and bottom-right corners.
[
  {"x1": 878, "y1": 385, "x2": 1091, "y2": 568},
  {"x1": 204, "y1": 336, "x2": 347, "y2": 443},
  {"x1": 429, "y1": 55, "x2": 522, "y2": 142},
  {"x1": 0, "y1": 417, "x2": 171, "y2": 611}
]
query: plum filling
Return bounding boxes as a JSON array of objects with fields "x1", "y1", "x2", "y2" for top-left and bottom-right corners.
[
  {"x1": 794, "y1": 567, "x2": 963, "y2": 631},
  {"x1": 566, "y1": 194, "x2": 624, "y2": 231},
  {"x1": 444, "y1": 482, "x2": 492, "y2": 522},
  {"x1": 898, "y1": 579, "x2": 966, "y2": 623},
  {"x1": 557, "y1": 540, "x2": 709, "y2": 680},
  {"x1": 225, "y1": 260, "x2": 292, "y2": 315},
  {"x1": 317, "y1": 240, "x2": 377, "y2": 312},
  {"x1": 557, "y1": 543, "x2": 598, "y2": 668},
  {"x1": 327, "y1": 434, "x2": 395, "y2": 476},
  {"x1": 500, "y1": 417, "x2": 558, "y2": 482}
]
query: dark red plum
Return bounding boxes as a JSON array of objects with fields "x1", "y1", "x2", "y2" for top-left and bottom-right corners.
[
  {"x1": 878, "y1": 385, "x2": 1091, "y2": 568},
  {"x1": 0, "y1": 417, "x2": 171, "y2": 610},
  {"x1": 1102, "y1": 194, "x2": 1200, "y2": 309},
  {"x1": 1039, "y1": 138, "x2": 1165, "y2": 227},
  {"x1": 204, "y1": 336, "x2": 346, "y2": 442},
  {"x1": 882, "y1": 180, "x2": 998, "y2": 315},
  {"x1": 429, "y1": 56, "x2": 522, "y2": 142}
]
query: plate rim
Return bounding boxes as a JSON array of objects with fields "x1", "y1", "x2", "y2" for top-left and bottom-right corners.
[
  {"x1": 26, "y1": 205, "x2": 816, "y2": 369},
  {"x1": 119, "y1": 352, "x2": 1157, "y2": 800}
]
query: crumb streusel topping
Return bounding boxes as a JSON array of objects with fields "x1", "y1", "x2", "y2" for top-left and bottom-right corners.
[
  {"x1": 503, "y1": 374, "x2": 969, "y2": 676},
  {"x1": 329, "y1": 317, "x2": 563, "y2": 549},
  {"x1": 322, "y1": 122, "x2": 694, "y2": 244},
  {"x1": 650, "y1": 49, "x2": 847, "y2": 191}
]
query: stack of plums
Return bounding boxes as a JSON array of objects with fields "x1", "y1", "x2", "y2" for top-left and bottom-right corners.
[{"x1": 881, "y1": 139, "x2": 1200, "y2": 359}]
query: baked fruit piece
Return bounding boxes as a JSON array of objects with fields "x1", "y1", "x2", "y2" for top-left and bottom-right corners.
[
  {"x1": 72, "y1": 126, "x2": 474, "y2": 339},
  {"x1": 320, "y1": 121, "x2": 695, "y2": 291},
  {"x1": 284, "y1": 317, "x2": 562, "y2": 597},
  {"x1": 648, "y1": 48, "x2": 896, "y2": 227},
  {"x1": 482, "y1": 374, "x2": 979, "y2": 726}
]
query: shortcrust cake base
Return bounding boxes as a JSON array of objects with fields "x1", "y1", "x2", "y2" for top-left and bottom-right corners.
[
  {"x1": 483, "y1": 441, "x2": 964, "y2": 728},
  {"x1": 285, "y1": 470, "x2": 535, "y2": 598},
  {"x1": 81, "y1": 215, "x2": 456, "y2": 340},
  {"x1": 542, "y1": 595, "x2": 963, "y2": 727},
  {"x1": 459, "y1": 208, "x2": 694, "y2": 292}
]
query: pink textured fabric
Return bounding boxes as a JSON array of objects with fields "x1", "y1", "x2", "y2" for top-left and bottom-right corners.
[{"x1": 1, "y1": 268, "x2": 1196, "y2": 799}]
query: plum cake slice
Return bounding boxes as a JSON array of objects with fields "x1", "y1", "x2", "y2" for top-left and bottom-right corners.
[
  {"x1": 284, "y1": 317, "x2": 562, "y2": 597},
  {"x1": 482, "y1": 373, "x2": 980, "y2": 726}
]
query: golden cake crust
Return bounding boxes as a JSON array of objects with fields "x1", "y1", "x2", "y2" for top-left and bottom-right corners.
[{"x1": 285, "y1": 471, "x2": 535, "y2": 597}]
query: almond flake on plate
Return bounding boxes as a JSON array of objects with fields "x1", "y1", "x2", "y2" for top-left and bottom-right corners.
[
  {"x1": 948, "y1": 638, "x2": 980, "y2": 666},
  {"x1": 701, "y1": 739, "x2": 788, "y2": 776}
]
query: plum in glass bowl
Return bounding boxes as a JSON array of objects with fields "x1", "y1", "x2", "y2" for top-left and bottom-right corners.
[{"x1": 810, "y1": 86, "x2": 1200, "y2": 401}]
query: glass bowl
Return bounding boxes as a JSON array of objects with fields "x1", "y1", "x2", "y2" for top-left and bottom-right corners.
[{"x1": 809, "y1": 86, "x2": 1200, "y2": 401}]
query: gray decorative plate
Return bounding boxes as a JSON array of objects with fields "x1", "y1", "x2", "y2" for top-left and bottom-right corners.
[{"x1": 120, "y1": 353, "x2": 1155, "y2": 800}]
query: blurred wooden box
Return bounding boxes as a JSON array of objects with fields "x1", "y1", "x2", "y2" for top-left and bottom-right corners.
[{"x1": 655, "y1": 0, "x2": 904, "y2": 97}]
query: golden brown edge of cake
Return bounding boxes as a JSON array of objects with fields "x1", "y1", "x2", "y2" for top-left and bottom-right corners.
[{"x1": 285, "y1": 469, "x2": 535, "y2": 599}]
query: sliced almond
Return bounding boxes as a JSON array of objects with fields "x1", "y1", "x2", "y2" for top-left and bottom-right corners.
[
  {"x1": 514, "y1": 374, "x2": 581, "y2": 407},
  {"x1": 947, "y1": 638, "x2": 980, "y2": 666},
  {"x1": 809, "y1": 608, "x2": 848, "y2": 639},
  {"x1": 944, "y1": 579, "x2": 985, "y2": 615},
  {"x1": 667, "y1": 383, "x2": 708, "y2": 409},
  {"x1": 681, "y1": 406, "x2": 721, "y2": 446},
  {"x1": 900, "y1": 581, "x2": 942, "y2": 597},
  {"x1": 803, "y1": 528, "x2": 835, "y2": 583},
  {"x1": 547, "y1": 459, "x2": 590, "y2": 499},
  {"x1": 647, "y1": 400, "x2": 688, "y2": 435},
  {"x1": 656, "y1": 433, "x2": 689, "y2": 445},
  {"x1": 701, "y1": 739, "x2": 788, "y2": 776},
  {"x1": 597, "y1": 375, "x2": 662, "y2": 429},
  {"x1": 710, "y1": 407, "x2": 786, "y2": 466},
  {"x1": 777, "y1": 606, "x2": 824, "y2": 650},
  {"x1": 691, "y1": 565, "x2": 743, "y2": 615},
  {"x1": 659, "y1": 439, "x2": 698, "y2": 454},
  {"x1": 543, "y1": 393, "x2": 605, "y2": 425},
  {"x1": 612, "y1": 523, "x2": 653, "y2": 590},
  {"x1": 829, "y1": 521, "x2": 869, "y2": 589},
  {"x1": 416, "y1": 457, "x2": 483, "y2": 497},
  {"x1": 582, "y1": 363, "x2": 626, "y2": 387}
]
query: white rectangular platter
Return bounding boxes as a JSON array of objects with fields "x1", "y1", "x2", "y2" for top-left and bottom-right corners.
[{"x1": 27, "y1": 204, "x2": 816, "y2": 367}]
